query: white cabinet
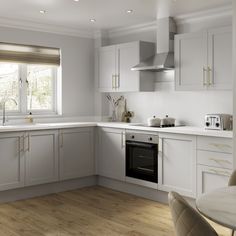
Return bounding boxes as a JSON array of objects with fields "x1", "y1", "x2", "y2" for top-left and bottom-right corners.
[
  {"x1": 208, "y1": 27, "x2": 232, "y2": 90},
  {"x1": 0, "y1": 132, "x2": 24, "y2": 191},
  {"x1": 196, "y1": 136, "x2": 233, "y2": 197},
  {"x1": 99, "y1": 45, "x2": 116, "y2": 91},
  {"x1": 197, "y1": 165, "x2": 231, "y2": 196},
  {"x1": 59, "y1": 128, "x2": 94, "y2": 180},
  {"x1": 98, "y1": 128, "x2": 125, "y2": 181},
  {"x1": 175, "y1": 26, "x2": 232, "y2": 91},
  {"x1": 25, "y1": 130, "x2": 59, "y2": 186},
  {"x1": 158, "y1": 133, "x2": 196, "y2": 198},
  {"x1": 99, "y1": 41, "x2": 155, "y2": 92}
]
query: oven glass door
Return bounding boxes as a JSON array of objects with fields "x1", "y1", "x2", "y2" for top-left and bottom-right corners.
[{"x1": 126, "y1": 141, "x2": 158, "y2": 183}]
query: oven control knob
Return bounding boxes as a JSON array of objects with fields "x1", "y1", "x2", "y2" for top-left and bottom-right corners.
[
  {"x1": 131, "y1": 135, "x2": 135, "y2": 139},
  {"x1": 149, "y1": 137, "x2": 153, "y2": 141},
  {"x1": 205, "y1": 122, "x2": 210, "y2": 127},
  {"x1": 216, "y1": 123, "x2": 220, "y2": 128}
]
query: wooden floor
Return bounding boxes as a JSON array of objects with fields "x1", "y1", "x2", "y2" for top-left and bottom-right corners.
[{"x1": 0, "y1": 186, "x2": 230, "y2": 236}]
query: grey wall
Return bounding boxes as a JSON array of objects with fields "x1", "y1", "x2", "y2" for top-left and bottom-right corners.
[
  {"x1": 105, "y1": 16, "x2": 233, "y2": 127},
  {"x1": 0, "y1": 26, "x2": 95, "y2": 117}
]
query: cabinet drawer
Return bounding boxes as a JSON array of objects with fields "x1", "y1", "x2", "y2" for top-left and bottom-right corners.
[
  {"x1": 197, "y1": 150, "x2": 233, "y2": 169},
  {"x1": 197, "y1": 136, "x2": 232, "y2": 153}
]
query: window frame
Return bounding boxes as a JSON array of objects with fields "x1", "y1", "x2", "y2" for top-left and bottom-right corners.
[{"x1": 0, "y1": 63, "x2": 59, "y2": 116}]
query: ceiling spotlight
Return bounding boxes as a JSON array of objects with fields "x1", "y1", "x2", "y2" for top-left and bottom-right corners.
[
  {"x1": 39, "y1": 10, "x2": 46, "y2": 14},
  {"x1": 90, "y1": 19, "x2": 96, "y2": 22},
  {"x1": 126, "y1": 9, "x2": 133, "y2": 14},
  {"x1": 74, "y1": 0, "x2": 79, "y2": 2}
]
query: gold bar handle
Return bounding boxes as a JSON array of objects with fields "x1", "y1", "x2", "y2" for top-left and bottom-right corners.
[
  {"x1": 207, "y1": 66, "x2": 213, "y2": 85},
  {"x1": 203, "y1": 67, "x2": 207, "y2": 86}
]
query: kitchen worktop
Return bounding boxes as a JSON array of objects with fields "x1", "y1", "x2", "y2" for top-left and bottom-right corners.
[{"x1": 0, "y1": 121, "x2": 233, "y2": 138}]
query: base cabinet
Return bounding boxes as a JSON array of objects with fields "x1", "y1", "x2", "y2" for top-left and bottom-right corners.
[
  {"x1": 25, "y1": 130, "x2": 59, "y2": 186},
  {"x1": 197, "y1": 165, "x2": 231, "y2": 196},
  {"x1": 59, "y1": 128, "x2": 94, "y2": 180},
  {"x1": 158, "y1": 133, "x2": 196, "y2": 198},
  {"x1": 0, "y1": 132, "x2": 24, "y2": 191},
  {"x1": 98, "y1": 128, "x2": 125, "y2": 181}
]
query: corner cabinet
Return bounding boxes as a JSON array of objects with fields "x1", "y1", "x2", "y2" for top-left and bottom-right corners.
[
  {"x1": 98, "y1": 128, "x2": 125, "y2": 181},
  {"x1": 0, "y1": 132, "x2": 25, "y2": 191},
  {"x1": 158, "y1": 133, "x2": 197, "y2": 198},
  {"x1": 175, "y1": 26, "x2": 232, "y2": 91},
  {"x1": 59, "y1": 127, "x2": 94, "y2": 180},
  {"x1": 99, "y1": 41, "x2": 155, "y2": 92},
  {"x1": 25, "y1": 130, "x2": 59, "y2": 186}
]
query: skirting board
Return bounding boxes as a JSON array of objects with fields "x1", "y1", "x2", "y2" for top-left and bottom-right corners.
[
  {"x1": 0, "y1": 175, "x2": 195, "y2": 206},
  {"x1": 98, "y1": 176, "x2": 195, "y2": 206},
  {"x1": 0, "y1": 176, "x2": 97, "y2": 203}
]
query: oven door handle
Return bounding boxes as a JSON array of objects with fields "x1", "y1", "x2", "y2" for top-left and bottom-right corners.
[{"x1": 126, "y1": 141, "x2": 157, "y2": 149}]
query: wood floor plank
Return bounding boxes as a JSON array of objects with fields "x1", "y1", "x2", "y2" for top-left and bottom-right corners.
[{"x1": 0, "y1": 186, "x2": 231, "y2": 236}]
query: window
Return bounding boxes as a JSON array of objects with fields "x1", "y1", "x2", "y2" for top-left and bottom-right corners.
[
  {"x1": 0, "y1": 43, "x2": 60, "y2": 116},
  {"x1": 0, "y1": 63, "x2": 58, "y2": 115}
]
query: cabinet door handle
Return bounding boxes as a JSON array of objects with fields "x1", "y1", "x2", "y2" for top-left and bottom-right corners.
[
  {"x1": 121, "y1": 131, "x2": 125, "y2": 148},
  {"x1": 27, "y1": 134, "x2": 30, "y2": 152},
  {"x1": 209, "y1": 143, "x2": 231, "y2": 149},
  {"x1": 207, "y1": 66, "x2": 213, "y2": 85},
  {"x1": 112, "y1": 75, "x2": 115, "y2": 89},
  {"x1": 116, "y1": 74, "x2": 120, "y2": 88},
  {"x1": 209, "y1": 158, "x2": 232, "y2": 164},
  {"x1": 20, "y1": 135, "x2": 24, "y2": 153},
  {"x1": 60, "y1": 133, "x2": 63, "y2": 148},
  {"x1": 209, "y1": 168, "x2": 231, "y2": 176},
  {"x1": 203, "y1": 67, "x2": 207, "y2": 86},
  {"x1": 159, "y1": 138, "x2": 163, "y2": 155}
]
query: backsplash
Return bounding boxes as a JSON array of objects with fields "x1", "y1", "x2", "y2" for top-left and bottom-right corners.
[{"x1": 105, "y1": 78, "x2": 233, "y2": 127}]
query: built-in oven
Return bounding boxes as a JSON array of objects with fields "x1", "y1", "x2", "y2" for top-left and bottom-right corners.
[{"x1": 126, "y1": 132, "x2": 158, "y2": 183}]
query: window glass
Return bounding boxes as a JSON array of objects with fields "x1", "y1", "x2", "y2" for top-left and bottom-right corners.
[
  {"x1": 0, "y1": 63, "x2": 19, "y2": 110},
  {"x1": 27, "y1": 65, "x2": 55, "y2": 111}
]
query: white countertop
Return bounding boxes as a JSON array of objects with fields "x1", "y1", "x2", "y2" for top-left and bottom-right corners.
[{"x1": 0, "y1": 121, "x2": 233, "y2": 138}]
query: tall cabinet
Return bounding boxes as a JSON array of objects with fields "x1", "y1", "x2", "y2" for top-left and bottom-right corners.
[
  {"x1": 99, "y1": 41, "x2": 155, "y2": 92},
  {"x1": 175, "y1": 26, "x2": 232, "y2": 90}
]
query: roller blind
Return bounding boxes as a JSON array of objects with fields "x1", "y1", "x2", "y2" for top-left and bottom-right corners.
[{"x1": 0, "y1": 43, "x2": 60, "y2": 66}]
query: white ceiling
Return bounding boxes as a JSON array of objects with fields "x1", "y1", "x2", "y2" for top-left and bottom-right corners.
[{"x1": 0, "y1": 0, "x2": 232, "y2": 31}]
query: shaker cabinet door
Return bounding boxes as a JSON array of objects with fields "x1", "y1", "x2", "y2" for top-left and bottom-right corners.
[
  {"x1": 59, "y1": 128, "x2": 94, "y2": 180},
  {"x1": 25, "y1": 130, "x2": 59, "y2": 186},
  {"x1": 158, "y1": 133, "x2": 196, "y2": 198},
  {"x1": 99, "y1": 46, "x2": 116, "y2": 92},
  {"x1": 0, "y1": 132, "x2": 24, "y2": 191},
  {"x1": 208, "y1": 27, "x2": 232, "y2": 90}
]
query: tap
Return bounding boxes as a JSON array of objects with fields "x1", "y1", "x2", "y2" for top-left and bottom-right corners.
[{"x1": 0, "y1": 97, "x2": 17, "y2": 126}]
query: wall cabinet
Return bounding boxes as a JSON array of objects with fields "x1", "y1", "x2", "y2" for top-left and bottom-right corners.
[
  {"x1": 59, "y1": 128, "x2": 94, "y2": 180},
  {"x1": 98, "y1": 128, "x2": 125, "y2": 181},
  {"x1": 158, "y1": 133, "x2": 196, "y2": 198},
  {"x1": 196, "y1": 136, "x2": 233, "y2": 197},
  {"x1": 0, "y1": 132, "x2": 24, "y2": 191},
  {"x1": 25, "y1": 130, "x2": 59, "y2": 186},
  {"x1": 99, "y1": 41, "x2": 155, "y2": 92},
  {"x1": 175, "y1": 26, "x2": 232, "y2": 91}
]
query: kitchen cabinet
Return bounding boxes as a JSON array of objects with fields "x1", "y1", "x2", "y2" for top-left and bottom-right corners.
[
  {"x1": 25, "y1": 130, "x2": 59, "y2": 186},
  {"x1": 59, "y1": 127, "x2": 94, "y2": 180},
  {"x1": 196, "y1": 136, "x2": 233, "y2": 197},
  {"x1": 98, "y1": 128, "x2": 125, "y2": 181},
  {"x1": 99, "y1": 41, "x2": 155, "y2": 92},
  {"x1": 197, "y1": 165, "x2": 231, "y2": 196},
  {"x1": 175, "y1": 26, "x2": 232, "y2": 91},
  {"x1": 0, "y1": 132, "x2": 24, "y2": 191},
  {"x1": 158, "y1": 133, "x2": 196, "y2": 198}
]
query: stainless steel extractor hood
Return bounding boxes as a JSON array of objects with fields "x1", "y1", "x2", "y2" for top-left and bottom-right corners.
[{"x1": 132, "y1": 17, "x2": 176, "y2": 72}]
